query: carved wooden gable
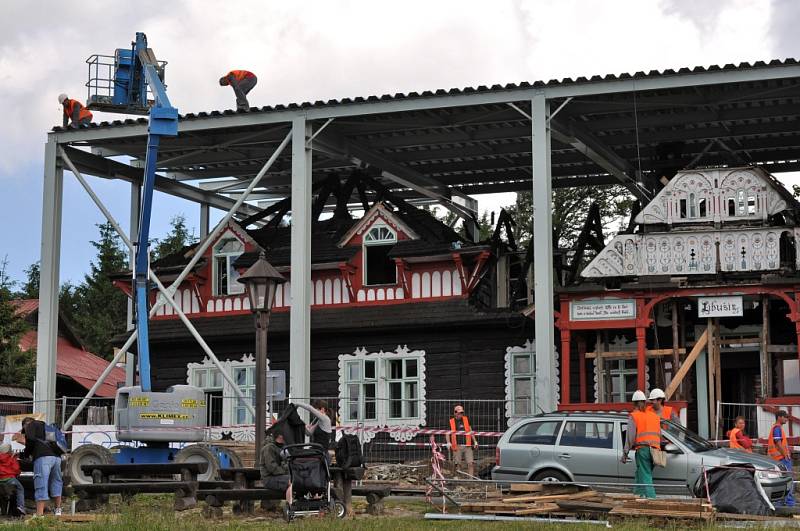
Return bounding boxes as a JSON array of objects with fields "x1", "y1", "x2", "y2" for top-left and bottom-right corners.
[{"x1": 635, "y1": 167, "x2": 790, "y2": 226}]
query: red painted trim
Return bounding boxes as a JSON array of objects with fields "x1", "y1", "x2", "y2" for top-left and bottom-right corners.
[
  {"x1": 561, "y1": 328, "x2": 571, "y2": 405},
  {"x1": 635, "y1": 325, "x2": 647, "y2": 392},
  {"x1": 150, "y1": 294, "x2": 471, "y2": 320},
  {"x1": 466, "y1": 250, "x2": 491, "y2": 293}
]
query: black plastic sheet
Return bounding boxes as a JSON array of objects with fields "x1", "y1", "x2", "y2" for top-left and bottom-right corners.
[{"x1": 703, "y1": 463, "x2": 773, "y2": 516}]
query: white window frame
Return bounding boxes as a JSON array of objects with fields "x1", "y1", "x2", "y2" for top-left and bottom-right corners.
[
  {"x1": 505, "y1": 340, "x2": 537, "y2": 425},
  {"x1": 338, "y1": 346, "x2": 426, "y2": 442},
  {"x1": 362, "y1": 223, "x2": 398, "y2": 286},
  {"x1": 212, "y1": 233, "x2": 245, "y2": 296},
  {"x1": 187, "y1": 354, "x2": 267, "y2": 428}
]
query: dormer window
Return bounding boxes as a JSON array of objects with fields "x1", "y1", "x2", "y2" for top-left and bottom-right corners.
[
  {"x1": 363, "y1": 224, "x2": 397, "y2": 286},
  {"x1": 213, "y1": 236, "x2": 245, "y2": 296}
]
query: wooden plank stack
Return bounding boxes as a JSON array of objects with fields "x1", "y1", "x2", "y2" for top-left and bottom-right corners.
[{"x1": 460, "y1": 484, "x2": 715, "y2": 521}]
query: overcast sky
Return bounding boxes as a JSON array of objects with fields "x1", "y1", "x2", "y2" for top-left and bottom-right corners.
[{"x1": 0, "y1": 0, "x2": 798, "y2": 285}]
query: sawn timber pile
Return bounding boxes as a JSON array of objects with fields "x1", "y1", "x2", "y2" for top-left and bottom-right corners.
[{"x1": 460, "y1": 483, "x2": 793, "y2": 523}]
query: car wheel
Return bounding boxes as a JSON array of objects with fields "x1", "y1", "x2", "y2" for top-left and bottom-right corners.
[{"x1": 531, "y1": 469, "x2": 569, "y2": 483}]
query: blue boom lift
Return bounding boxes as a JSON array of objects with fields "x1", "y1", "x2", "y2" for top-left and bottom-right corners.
[{"x1": 69, "y1": 33, "x2": 240, "y2": 483}]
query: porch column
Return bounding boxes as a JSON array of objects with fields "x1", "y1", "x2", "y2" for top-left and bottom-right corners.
[
  {"x1": 636, "y1": 326, "x2": 647, "y2": 392},
  {"x1": 560, "y1": 329, "x2": 571, "y2": 404},
  {"x1": 531, "y1": 92, "x2": 556, "y2": 412},
  {"x1": 34, "y1": 137, "x2": 63, "y2": 422},
  {"x1": 290, "y1": 117, "x2": 312, "y2": 401}
]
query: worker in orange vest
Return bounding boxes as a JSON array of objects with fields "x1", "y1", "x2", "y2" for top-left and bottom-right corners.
[
  {"x1": 219, "y1": 70, "x2": 257, "y2": 111},
  {"x1": 58, "y1": 94, "x2": 92, "y2": 128},
  {"x1": 728, "y1": 416, "x2": 753, "y2": 452},
  {"x1": 621, "y1": 390, "x2": 660, "y2": 498},
  {"x1": 768, "y1": 410, "x2": 794, "y2": 507},
  {"x1": 647, "y1": 388, "x2": 681, "y2": 424},
  {"x1": 449, "y1": 404, "x2": 478, "y2": 477}
]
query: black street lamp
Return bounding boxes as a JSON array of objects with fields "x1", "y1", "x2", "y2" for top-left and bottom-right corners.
[{"x1": 237, "y1": 251, "x2": 285, "y2": 455}]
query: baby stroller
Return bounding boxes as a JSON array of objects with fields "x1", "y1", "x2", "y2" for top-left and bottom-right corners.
[{"x1": 281, "y1": 443, "x2": 344, "y2": 521}]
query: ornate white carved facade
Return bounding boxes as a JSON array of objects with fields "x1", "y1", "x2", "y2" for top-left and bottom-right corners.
[{"x1": 583, "y1": 167, "x2": 799, "y2": 279}]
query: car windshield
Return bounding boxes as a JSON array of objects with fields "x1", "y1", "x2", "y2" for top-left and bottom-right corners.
[{"x1": 662, "y1": 420, "x2": 715, "y2": 452}]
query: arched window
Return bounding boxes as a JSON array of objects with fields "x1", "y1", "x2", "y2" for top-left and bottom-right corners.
[
  {"x1": 363, "y1": 224, "x2": 397, "y2": 285},
  {"x1": 213, "y1": 236, "x2": 245, "y2": 296}
]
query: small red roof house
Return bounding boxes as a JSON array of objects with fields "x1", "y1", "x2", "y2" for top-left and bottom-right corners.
[{"x1": 11, "y1": 299, "x2": 125, "y2": 398}]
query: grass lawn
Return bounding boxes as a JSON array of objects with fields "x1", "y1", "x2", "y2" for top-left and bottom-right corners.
[{"x1": 0, "y1": 496, "x2": 774, "y2": 530}]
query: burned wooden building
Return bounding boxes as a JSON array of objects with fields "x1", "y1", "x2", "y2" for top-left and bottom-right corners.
[{"x1": 113, "y1": 175, "x2": 537, "y2": 438}]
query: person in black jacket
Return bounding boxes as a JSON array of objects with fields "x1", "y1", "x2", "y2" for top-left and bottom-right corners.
[{"x1": 19, "y1": 418, "x2": 62, "y2": 516}]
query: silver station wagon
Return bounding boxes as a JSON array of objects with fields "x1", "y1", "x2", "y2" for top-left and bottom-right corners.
[{"x1": 491, "y1": 412, "x2": 791, "y2": 500}]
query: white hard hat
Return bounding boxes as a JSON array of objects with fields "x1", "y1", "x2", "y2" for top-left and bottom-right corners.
[
  {"x1": 649, "y1": 388, "x2": 666, "y2": 400},
  {"x1": 631, "y1": 390, "x2": 647, "y2": 402},
  {"x1": 58, "y1": 93, "x2": 68, "y2": 104}
]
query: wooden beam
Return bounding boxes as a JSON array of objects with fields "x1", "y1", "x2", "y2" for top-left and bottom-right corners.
[
  {"x1": 585, "y1": 348, "x2": 686, "y2": 359},
  {"x1": 671, "y1": 300, "x2": 681, "y2": 400},
  {"x1": 665, "y1": 328, "x2": 709, "y2": 400}
]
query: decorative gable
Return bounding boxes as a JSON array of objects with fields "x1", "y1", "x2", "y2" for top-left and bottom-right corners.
[
  {"x1": 337, "y1": 202, "x2": 419, "y2": 248},
  {"x1": 635, "y1": 167, "x2": 793, "y2": 226}
]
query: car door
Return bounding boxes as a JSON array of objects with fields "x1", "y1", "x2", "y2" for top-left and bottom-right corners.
[
  {"x1": 618, "y1": 422, "x2": 691, "y2": 495},
  {"x1": 500, "y1": 419, "x2": 563, "y2": 479},
  {"x1": 652, "y1": 432, "x2": 691, "y2": 495},
  {"x1": 555, "y1": 419, "x2": 618, "y2": 486}
]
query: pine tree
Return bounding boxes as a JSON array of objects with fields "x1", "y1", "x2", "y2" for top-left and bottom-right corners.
[
  {"x1": 0, "y1": 258, "x2": 34, "y2": 387},
  {"x1": 152, "y1": 214, "x2": 197, "y2": 262},
  {"x1": 19, "y1": 261, "x2": 40, "y2": 299},
  {"x1": 504, "y1": 186, "x2": 634, "y2": 249},
  {"x1": 63, "y1": 222, "x2": 129, "y2": 359}
]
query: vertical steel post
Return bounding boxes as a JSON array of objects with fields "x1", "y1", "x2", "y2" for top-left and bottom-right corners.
[
  {"x1": 255, "y1": 311, "x2": 270, "y2": 456},
  {"x1": 126, "y1": 182, "x2": 140, "y2": 388},
  {"x1": 35, "y1": 138, "x2": 63, "y2": 422},
  {"x1": 531, "y1": 94, "x2": 556, "y2": 412},
  {"x1": 290, "y1": 117, "x2": 312, "y2": 403},
  {"x1": 200, "y1": 203, "x2": 210, "y2": 239}
]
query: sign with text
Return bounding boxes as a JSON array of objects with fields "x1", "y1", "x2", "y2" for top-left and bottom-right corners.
[
  {"x1": 698, "y1": 296, "x2": 743, "y2": 318},
  {"x1": 570, "y1": 299, "x2": 636, "y2": 321}
]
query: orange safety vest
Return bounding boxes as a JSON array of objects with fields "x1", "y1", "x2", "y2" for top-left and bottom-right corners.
[
  {"x1": 449, "y1": 416, "x2": 472, "y2": 449},
  {"x1": 768, "y1": 422, "x2": 789, "y2": 461},
  {"x1": 63, "y1": 99, "x2": 93, "y2": 122},
  {"x1": 631, "y1": 409, "x2": 661, "y2": 449},
  {"x1": 227, "y1": 70, "x2": 255, "y2": 83},
  {"x1": 729, "y1": 427, "x2": 752, "y2": 452},
  {"x1": 646, "y1": 404, "x2": 674, "y2": 421}
]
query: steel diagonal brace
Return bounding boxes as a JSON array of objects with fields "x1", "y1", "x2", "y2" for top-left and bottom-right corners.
[{"x1": 59, "y1": 134, "x2": 290, "y2": 426}]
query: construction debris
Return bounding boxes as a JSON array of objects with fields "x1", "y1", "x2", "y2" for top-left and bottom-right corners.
[{"x1": 456, "y1": 483, "x2": 796, "y2": 524}]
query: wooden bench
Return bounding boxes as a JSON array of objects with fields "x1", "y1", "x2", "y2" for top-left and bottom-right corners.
[
  {"x1": 78, "y1": 463, "x2": 208, "y2": 511},
  {"x1": 198, "y1": 488, "x2": 284, "y2": 517},
  {"x1": 351, "y1": 485, "x2": 391, "y2": 515}
]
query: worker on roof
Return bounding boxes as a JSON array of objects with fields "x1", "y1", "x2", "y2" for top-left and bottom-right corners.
[
  {"x1": 646, "y1": 388, "x2": 681, "y2": 425},
  {"x1": 219, "y1": 70, "x2": 257, "y2": 111},
  {"x1": 622, "y1": 390, "x2": 659, "y2": 499},
  {"x1": 768, "y1": 410, "x2": 795, "y2": 507},
  {"x1": 58, "y1": 94, "x2": 92, "y2": 128},
  {"x1": 728, "y1": 416, "x2": 753, "y2": 453}
]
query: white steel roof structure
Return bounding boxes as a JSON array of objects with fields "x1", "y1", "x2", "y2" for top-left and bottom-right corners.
[{"x1": 36, "y1": 58, "x2": 800, "y2": 419}]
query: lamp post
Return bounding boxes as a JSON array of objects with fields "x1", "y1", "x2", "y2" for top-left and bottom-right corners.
[{"x1": 238, "y1": 251, "x2": 286, "y2": 455}]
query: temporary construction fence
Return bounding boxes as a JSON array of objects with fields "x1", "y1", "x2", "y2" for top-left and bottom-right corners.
[
  {"x1": 716, "y1": 401, "x2": 800, "y2": 449},
  {"x1": 1, "y1": 396, "x2": 524, "y2": 468}
]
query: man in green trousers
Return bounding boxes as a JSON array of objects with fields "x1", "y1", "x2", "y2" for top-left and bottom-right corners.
[{"x1": 621, "y1": 390, "x2": 660, "y2": 498}]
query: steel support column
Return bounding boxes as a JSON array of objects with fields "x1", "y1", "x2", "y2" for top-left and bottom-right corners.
[
  {"x1": 200, "y1": 203, "x2": 210, "y2": 239},
  {"x1": 126, "y1": 182, "x2": 140, "y2": 387},
  {"x1": 34, "y1": 139, "x2": 63, "y2": 421},
  {"x1": 290, "y1": 117, "x2": 312, "y2": 401},
  {"x1": 531, "y1": 94, "x2": 556, "y2": 412}
]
